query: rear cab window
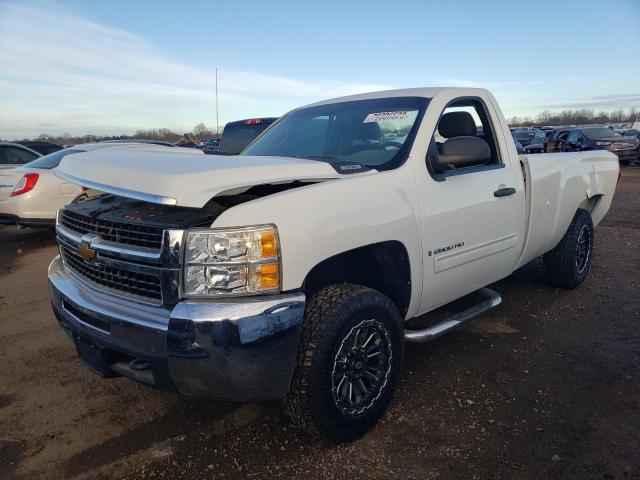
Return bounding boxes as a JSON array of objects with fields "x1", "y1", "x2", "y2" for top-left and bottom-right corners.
[{"x1": 220, "y1": 120, "x2": 275, "y2": 155}]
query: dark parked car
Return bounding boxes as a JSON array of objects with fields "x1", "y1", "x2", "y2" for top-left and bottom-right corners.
[
  {"x1": 16, "y1": 141, "x2": 63, "y2": 156},
  {"x1": 524, "y1": 141, "x2": 545, "y2": 154},
  {"x1": 512, "y1": 135, "x2": 524, "y2": 154},
  {"x1": 543, "y1": 128, "x2": 572, "y2": 151},
  {"x1": 512, "y1": 128, "x2": 547, "y2": 154},
  {"x1": 546, "y1": 127, "x2": 640, "y2": 165},
  {"x1": 623, "y1": 129, "x2": 640, "y2": 142},
  {"x1": 512, "y1": 128, "x2": 546, "y2": 147},
  {"x1": 198, "y1": 139, "x2": 220, "y2": 150},
  {"x1": 207, "y1": 117, "x2": 278, "y2": 155},
  {"x1": 0, "y1": 142, "x2": 41, "y2": 169}
]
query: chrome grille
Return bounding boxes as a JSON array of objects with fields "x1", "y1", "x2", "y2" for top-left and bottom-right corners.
[
  {"x1": 611, "y1": 142, "x2": 633, "y2": 151},
  {"x1": 61, "y1": 210, "x2": 163, "y2": 250},
  {"x1": 61, "y1": 243, "x2": 162, "y2": 301}
]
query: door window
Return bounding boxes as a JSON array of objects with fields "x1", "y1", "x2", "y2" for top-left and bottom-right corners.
[
  {"x1": 427, "y1": 97, "x2": 501, "y2": 179},
  {"x1": 567, "y1": 131, "x2": 581, "y2": 144}
]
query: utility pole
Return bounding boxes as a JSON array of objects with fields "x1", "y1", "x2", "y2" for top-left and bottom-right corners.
[{"x1": 215, "y1": 68, "x2": 219, "y2": 138}]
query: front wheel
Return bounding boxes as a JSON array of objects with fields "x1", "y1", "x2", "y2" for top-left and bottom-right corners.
[
  {"x1": 543, "y1": 209, "x2": 594, "y2": 289},
  {"x1": 282, "y1": 284, "x2": 404, "y2": 441}
]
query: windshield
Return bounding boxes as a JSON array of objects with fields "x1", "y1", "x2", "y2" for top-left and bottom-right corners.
[
  {"x1": 582, "y1": 128, "x2": 622, "y2": 140},
  {"x1": 242, "y1": 97, "x2": 428, "y2": 170},
  {"x1": 24, "y1": 148, "x2": 85, "y2": 169}
]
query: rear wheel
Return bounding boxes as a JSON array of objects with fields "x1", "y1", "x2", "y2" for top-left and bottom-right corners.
[
  {"x1": 543, "y1": 209, "x2": 594, "y2": 289},
  {"x1": 283, "y1": 284, "x2": 404, "y2": 441}
]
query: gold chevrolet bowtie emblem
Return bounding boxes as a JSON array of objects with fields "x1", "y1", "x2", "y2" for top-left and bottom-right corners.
[{"x1": 77, "y1": 243, "x2": 96, "y2": 261}]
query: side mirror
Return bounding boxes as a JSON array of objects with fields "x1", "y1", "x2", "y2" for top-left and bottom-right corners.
[{"x1": 432, "y1": 136, "x2": 491, "y2": 172}]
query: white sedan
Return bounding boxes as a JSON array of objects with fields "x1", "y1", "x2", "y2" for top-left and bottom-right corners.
[{"x1": 0, "y1": 141, "x2": 200, "y2": 227}]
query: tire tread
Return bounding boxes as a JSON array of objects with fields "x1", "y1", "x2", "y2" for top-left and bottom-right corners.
[
  {"x1": 282, "y1": 284, "x2": 403, "y2": 441},
  {"x1": 544, "y1": 209, "x2": 593, "y2": 289}
]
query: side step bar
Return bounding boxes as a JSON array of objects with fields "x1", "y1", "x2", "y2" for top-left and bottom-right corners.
[{"x1": 404, "y1": 288, "x2": 502, "y2": 343}]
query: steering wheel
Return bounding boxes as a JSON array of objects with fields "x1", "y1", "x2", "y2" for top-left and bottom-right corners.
[{"x1": 378, "y1": 141, "x2": 403, "y2": 150}]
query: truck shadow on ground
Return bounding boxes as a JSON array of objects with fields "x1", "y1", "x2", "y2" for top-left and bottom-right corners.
[{"x1": 61, "y1": 395, "x2": 243, "y2": 478}]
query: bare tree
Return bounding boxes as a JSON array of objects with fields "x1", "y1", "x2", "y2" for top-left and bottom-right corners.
[
  {"x1": 536, "y1": 110, "x2": 552, "y2": 124},
  {"x1": 508, "y1": 108, "x2": 637, "y2": 127},
  {"x1": 192, "y1": 123, "x2": 213, "y2": 138}
]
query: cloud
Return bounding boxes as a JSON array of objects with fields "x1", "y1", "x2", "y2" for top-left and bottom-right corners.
[
  {"x1": 431, "y1": 78, "x2": 544, "y2": 89},
  {"x1": 531, "y1": 94, "x2": 640, "y2": 111},
  {"x1": 0, "y1": 2, "x2": 391, "y2": 138},
  {"x1": 433, "y1": 79, "x2": 639, "y2": 118},
  {"x1": 1, "y1": 2, "x2": 636, "y2": 139}
]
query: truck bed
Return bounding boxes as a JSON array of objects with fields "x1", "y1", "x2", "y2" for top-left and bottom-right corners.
[{"x1": 516, "y1": 150, "x2": 619, "y2": 269}]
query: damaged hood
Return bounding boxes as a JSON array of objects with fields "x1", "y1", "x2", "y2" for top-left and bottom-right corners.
[{"x1": 55, "y1": 146, "x2": 342, "y2": 208}]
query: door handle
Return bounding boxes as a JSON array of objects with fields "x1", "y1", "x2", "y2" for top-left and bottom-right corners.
[{"x1": 494, "y1": 187, "x2": 516, "y2": 197}]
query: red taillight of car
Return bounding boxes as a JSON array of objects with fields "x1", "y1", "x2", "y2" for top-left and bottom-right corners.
[
  {"x1": 10, "y1": 173, "x2": 39, "y2": 197},
  {"x1": 244, "y1": 119, "x2": 264, "y2": 125}
]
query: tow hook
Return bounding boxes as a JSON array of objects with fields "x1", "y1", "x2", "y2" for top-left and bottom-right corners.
[{"x1": 129, "y1": 358, "x2": 150, "y2": 371}]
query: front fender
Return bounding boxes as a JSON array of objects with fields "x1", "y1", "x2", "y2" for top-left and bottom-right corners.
[{"x1": 211, "y1": 165, "x2": 423, "y2": 319}]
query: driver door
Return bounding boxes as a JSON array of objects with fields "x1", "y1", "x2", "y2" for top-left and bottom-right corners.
[{"x1": 414, "y1": 95, "x2": 525, "y2": 313}]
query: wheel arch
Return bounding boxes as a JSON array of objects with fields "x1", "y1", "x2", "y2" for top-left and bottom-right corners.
[
  {"x1": 301, "y1": 241, "x2": 412, "y2": 317},
  {"x1": 578, "y1": 193, "x2": 603, "y2": 217}
]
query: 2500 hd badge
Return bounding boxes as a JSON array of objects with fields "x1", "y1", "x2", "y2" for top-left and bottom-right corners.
[{"x1": 428, "y1": 241, "x2": 465, "y2": 256}]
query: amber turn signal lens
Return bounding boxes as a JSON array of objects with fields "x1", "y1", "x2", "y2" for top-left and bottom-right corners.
[
  {"x1": 258, "y1": 263, "x2": 279, "y2": 289},
  {"x1": 260, "y1": 230, "x2": 277, "y2": 259}
]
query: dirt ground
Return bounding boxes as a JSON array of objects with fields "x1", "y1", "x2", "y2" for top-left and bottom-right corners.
[{"x1": 1, "y1": 168, "x2": 638, "y2": 480}]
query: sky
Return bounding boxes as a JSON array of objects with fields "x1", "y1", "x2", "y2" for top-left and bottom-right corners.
[{"x1": 0, "y1": 0, "x2": 639, "y2": 139}]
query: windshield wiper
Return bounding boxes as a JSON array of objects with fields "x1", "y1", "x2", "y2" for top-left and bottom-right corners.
[
  {"x1": 293, "y1": 155, "x2": 375, "y2": 174},
  {"x1": 296, "y1": 155, "x2": 339, "y2": 160}
]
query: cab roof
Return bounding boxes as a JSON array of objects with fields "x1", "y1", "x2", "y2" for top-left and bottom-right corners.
[{"x1": 304, "y1": 87, "x2": 490, "y2": 108}]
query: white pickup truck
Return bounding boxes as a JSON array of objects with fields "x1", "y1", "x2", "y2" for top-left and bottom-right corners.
[{"x1": 48, "y1": 87, "x2": 619, "y2": 441}]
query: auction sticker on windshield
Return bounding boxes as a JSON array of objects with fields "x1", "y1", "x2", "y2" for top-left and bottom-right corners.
[{"x1": 363, "y1": 111, "x2": 409, "y2": 123}]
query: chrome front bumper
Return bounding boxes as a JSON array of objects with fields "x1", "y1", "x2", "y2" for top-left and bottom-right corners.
[{"x1": 48, "y1": 255, "x2": 305, "y2": 400}]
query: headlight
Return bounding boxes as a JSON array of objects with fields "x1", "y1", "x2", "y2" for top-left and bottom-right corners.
[
  {"x1": 183, "y1": 225, "x2": 280, "y2": 297},
  {"x1": 596, "y1": 141, "x2": 612, "y2": 146}
]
